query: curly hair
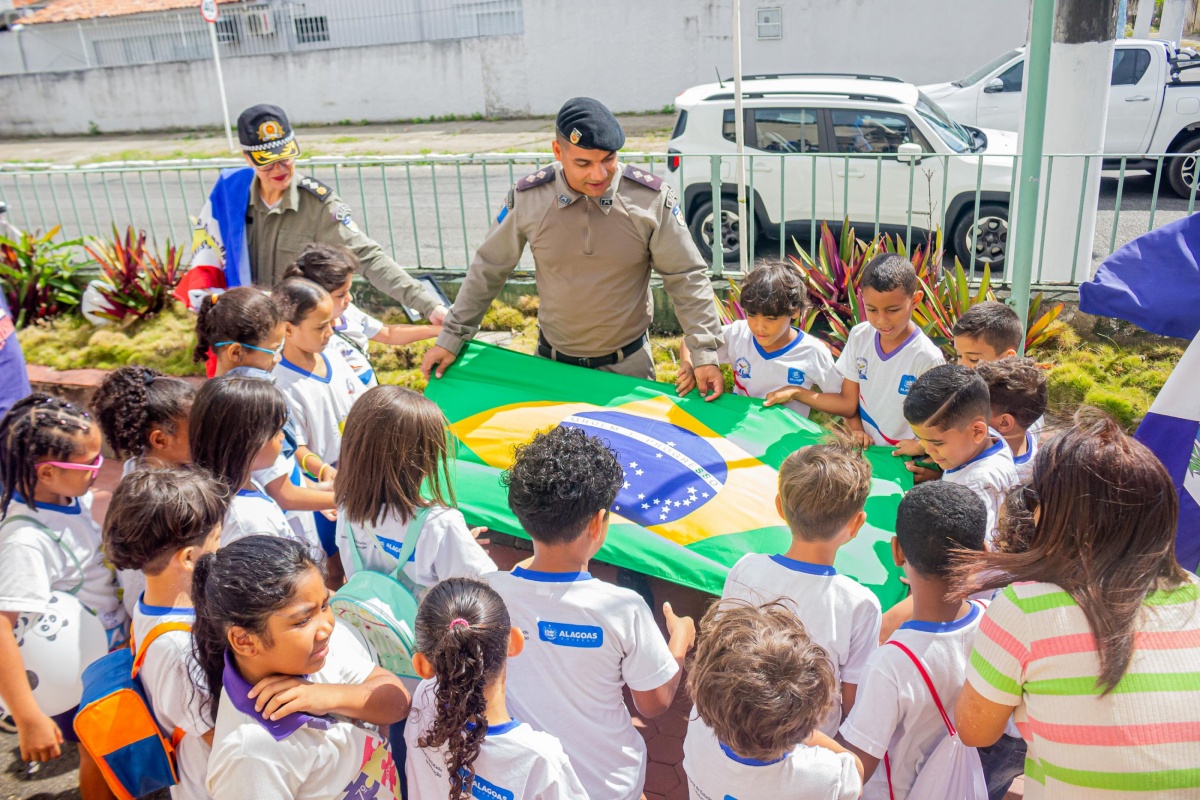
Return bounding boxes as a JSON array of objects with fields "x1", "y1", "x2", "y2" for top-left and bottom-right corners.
[
  {"x1": 414, "y1": 579, "x2": 511, "y2": 800},
  {"x1": 502, "y1": 425, "x2": 623, "y2": 544},
  {"x1": 976, "y1": 357, "x2": 1048, "y2": 430},
  {"x1": 738, "y1": 259, "x2": 807, "y2": 318},
  {"x1": 104, "y1": 466, "x2": 230, "y2": 575},
  {"x1": 193, "y1": 287, "x2": 282, "y2": 364},
  {"x1": 895, "y1": 481, "x2": 986, "y2": 577},
  {"x1": 688, "y1": 599, "x2": 837, "y2": 761},
  {"x1": 0, "y1": 393, "x2": 94, "y2": 518},
  {"x1": 92, "y1": 365, "x2": 195, "y2": 460}
]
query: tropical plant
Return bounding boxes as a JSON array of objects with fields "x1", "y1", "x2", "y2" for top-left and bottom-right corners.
[
  {"x1": 0, "y1": 226, "x2": 85, "y2": 329},
  {"x1": 83, "y1": 226, "x2": 183, "y2": 325}
]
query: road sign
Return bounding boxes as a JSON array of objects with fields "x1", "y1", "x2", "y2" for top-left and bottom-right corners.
[{"x1": 200, "y1": 0, "x2": 218, "y2": 23}]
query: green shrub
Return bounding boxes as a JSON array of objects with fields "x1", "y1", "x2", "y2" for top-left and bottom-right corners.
[
  {"x1": 480, "y1": 303, "x2": 528, "y2": 331},
  {"x1": 19, "y1": 304, "x2": 202, "y2": 375},
  {"x1": 1047, "y1": 364, "x2": 1096, "y2": 406},
  {"x1": 1082, "y1": 386, "x2": 1144, "y2": 429}
]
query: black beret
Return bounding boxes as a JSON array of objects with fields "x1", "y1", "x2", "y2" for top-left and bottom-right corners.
[
  {"x1": 556, "y1": 97, "x2": 625, "y2": 152},
  {"x1": 237, "y1": 104, "x2": 299, "y2": 166}
]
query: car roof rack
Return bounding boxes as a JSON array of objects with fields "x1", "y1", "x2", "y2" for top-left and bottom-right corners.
[
  {"x1": 720, "y1": 72, "x2": 905, "y2": 83},
  {"x1": 703, "y1": 91, "x2": 902, "y2": 104}
]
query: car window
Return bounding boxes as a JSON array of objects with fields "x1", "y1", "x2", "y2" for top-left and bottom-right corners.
[
  {"x1": 750, "y1": 108, "x2": 819, "y2": 152},
  {"x1": 722, "y1": 109, "x2": 739, "y2": 144},
  {"x1": 1112, "y1": 48, "x2": 1152, "y2": 86},
  {"x1": 997, "y1": 61, "x2": 1023, "y2": 92},
  {"x1": 828, "y1": 109, "x2": 932, "y2": 155},
  {"x1": 957, "y1": 49, "x2": 1022, "y2": 87}
]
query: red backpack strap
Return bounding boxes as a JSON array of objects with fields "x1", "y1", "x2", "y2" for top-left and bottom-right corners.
[
  {"x1": 885, "y1": 640, "x2": 956, "y2": 736},
  {"x1": 131, "y1": 622, "x2": 193, "y2": 678}
]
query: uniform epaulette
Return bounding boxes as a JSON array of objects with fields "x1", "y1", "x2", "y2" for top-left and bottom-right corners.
[
  {"x1": 515, "y1": 168, "x2": 556, "y2": 191},
  {"x1": 296, "y1": 176, "x2": 334, "y2": 199},
  {"x1": 622, "y1": 166, "x2": 664, "y2": 192}
]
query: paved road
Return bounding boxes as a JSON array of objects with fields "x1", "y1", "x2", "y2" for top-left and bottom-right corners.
[{"x1": 0, "y1": 158, "x2": 1190, "y2": 278}]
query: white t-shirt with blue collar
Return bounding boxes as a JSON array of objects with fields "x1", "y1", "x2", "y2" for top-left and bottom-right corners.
[
  {"x1": 836, "y1": 322, "x2": 944, "y2": 445},
  {"x1": 716, "y1": 321, "x2": 843, "y2": 418},
  {"x1": 405, "y1": 679, "x2": 589, "y2": 800},
  {"x1": 222, "y1": 485, "x2": 319, "y2": 557},
  {"x1": 484, "y1": 567, "x2": 679, "y2": 800},
  {"x1": 839, "y1": 600, "x2": 986, "y2": 800},
  {"x1": 683, "y1": 714, "x2": 861, "y2": 800},
  {"x1": 942, "y1": 433, "x2": 1020, "y2": 544},
  {"x1": 722, "y1": 553, "x2": 882, "y2": 737},
  {"x1": 1012, "y1": 429, "x2": 1039, "y2": 483},
  {"x1": 273, "y1": 350, "x2": 365, "y2": 467}
]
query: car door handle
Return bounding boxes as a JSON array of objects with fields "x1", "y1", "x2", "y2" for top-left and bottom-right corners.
[
  {"x1": 836, "y1": 169, "x2": 866, "y2": 178},
  {"x1": 1125, "y1": 95, "x2": 1151, "y2": 102},
  {"x1": 752, "y1": 162, "x2": 773, "y2": 172}
]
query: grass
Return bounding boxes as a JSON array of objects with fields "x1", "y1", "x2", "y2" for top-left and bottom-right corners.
[{"x1": 18, "y1": 304, "x2": 202, "y2": 376}]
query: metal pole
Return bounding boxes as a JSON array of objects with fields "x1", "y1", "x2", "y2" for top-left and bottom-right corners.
[
  {"x1": 207, "y1": 21, "x2": 235, "y2": 152},
  {"x1": 1008, "y1": 0, "x2": 1055, "y2": 354},
  {"x1": 732, "y1": 0, "x2": 749, "y2": 275}
]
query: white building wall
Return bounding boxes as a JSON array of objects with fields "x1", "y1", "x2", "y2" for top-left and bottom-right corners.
[{"x1": 0, "y1": 0, "x2": 1030, "y2": 136}]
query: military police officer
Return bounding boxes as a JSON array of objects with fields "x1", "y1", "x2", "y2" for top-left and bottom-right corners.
[
  {"x1": 187, "y1": 104, "x2": 446, "y2": 322},
  {"x1": 421, "y1": 97, "x2": 725, "y2": 397}
]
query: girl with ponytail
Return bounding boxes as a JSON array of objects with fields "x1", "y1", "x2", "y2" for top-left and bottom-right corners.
[
  {"x1": 192, "y1": 536, "x2": 409, "y2": 800},
  {"x1": 406, "y1": 577, "x2": 587, "y2": 800}
]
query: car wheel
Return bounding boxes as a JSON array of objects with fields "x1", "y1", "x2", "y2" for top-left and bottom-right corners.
[
  {"x1": 953, "y1": 204, "x2": 1009, "y2": 272},
  {"x1": 1167, "y1": 136, "x2": 1200, "y2": 198},
  {"x1": 688, "y1": 197, "x2": 742, "y2": 265}
]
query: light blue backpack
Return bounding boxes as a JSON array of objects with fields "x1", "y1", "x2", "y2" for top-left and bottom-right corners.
[{"x1": 329, "y1": 508, "x2": 430, "y2": 679}]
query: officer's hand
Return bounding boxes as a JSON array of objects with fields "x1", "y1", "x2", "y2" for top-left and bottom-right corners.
[
  {"x1": 428, "y1": 305, "x2": 448, "y2": 326},
  {"x1": 693, "y1": 365, "x2": 725, "y2": 402},
  {"x1": 421, "y1": 345, "x2": 457, "y2": 380},
  {"x1": 675, "y1": 363, "x2": 696, "y2": 396}
]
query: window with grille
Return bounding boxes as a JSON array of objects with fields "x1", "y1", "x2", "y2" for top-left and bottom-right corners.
[
  {"x1": 295, "y1": 16, "x2": 329, "y2": 44},
  {"x1": 757, "y1": 7, "x2": 781, "y2": 39}
]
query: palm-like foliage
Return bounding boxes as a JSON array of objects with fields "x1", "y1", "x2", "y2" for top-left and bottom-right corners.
[
  {"x1": 84, "y1": 227, "x2": 183, "y2": 324},
  {"x1": 0, "y1": 226, "x2": 84, "y2": 328}
]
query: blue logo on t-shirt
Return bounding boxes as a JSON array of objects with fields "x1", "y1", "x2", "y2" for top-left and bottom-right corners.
[
  {"x1": 537, "y1": 621, "x2": 604, "y2": 648},
  {"x1": 373, "y1": 536, "x2": 417, "y2": 563},
  {"x1": 734, "y1": 357, "x2": 752, "y2": 379},
  {"x1": 787, "y1": 367, "x2": 806, "y2": 386},
  {"x1": 466, "y1": 772, "x2": 514, "y2": 800},
  {"x1": 898, "y1": 374, "x2": 917, "y2": 395}
]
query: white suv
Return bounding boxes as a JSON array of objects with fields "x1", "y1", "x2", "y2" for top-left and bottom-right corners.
[{"x1": 666, "y1": 73, "x2": 1018, "y2": 269}]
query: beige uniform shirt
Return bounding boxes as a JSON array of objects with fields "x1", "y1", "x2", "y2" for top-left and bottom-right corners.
[
  {"x1": 437, "y1": 162, "x2": 723, "y2": 366},
  {"x1": 244, "y1": 175, "x2": 440, "y2": 316}
]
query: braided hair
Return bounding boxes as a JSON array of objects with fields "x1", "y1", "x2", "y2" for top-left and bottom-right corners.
[
  {"x1": 92, "y1": 365, "x2": 195, "y2": 460},
  {"x1": 0, "y1": 393, "x2": 94, "y2": 518},
  {"x1": 415, "y1": 578, "x2": 512, "y2": 800},
  {"x1": 193, "y1": 287, "x2": 282, "y2": 364}
]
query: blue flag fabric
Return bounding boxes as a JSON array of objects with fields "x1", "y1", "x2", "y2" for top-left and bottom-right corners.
[
  {"x1": 1079, "y1": 213, "x2": 1200, "y2": 340},
  {"x1": 209, "y1": 167, "x2": 255, "y2": 289}
]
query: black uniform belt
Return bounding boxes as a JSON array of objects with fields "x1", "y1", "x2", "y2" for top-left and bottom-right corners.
[{"x1": 537, "y1": 332, "x2": 648, "y2": 369}]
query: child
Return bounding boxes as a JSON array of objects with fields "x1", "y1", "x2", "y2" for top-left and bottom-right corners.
[
  {"x1": 284, "y1": 243, "x2": 441, "y2": 388},
  {"x1": 976, "y1": 357, "x2": 1048, "y2": 482},
  {"x1": 406, "y1": 577, "x2": 588, "y2": 800},
  {"x1": 334, "y1": 386, "x2": 495, "y2": 590},
  {"x1": 102, "y1": 466, "x2": 229, "y2": 800},
  {"x1": 271, "y1": 277, "x2": 365, "y2": 488},
  {"x1": 682, "y1": 600, "x2": 864, "y2": 800},
  {"x1": 675, "y1": 259, "x2": 844, "y2": 418},
  {"x1": 788, "y1": 254, "x2": 944, "y2": 448},
  {"x1": 192, "y1": 536, "x2": 410, "y2": 799},
  {"x1": 902, "y1": 364, "x2": 1019, "y2": 541},
  {"x1": 92, "y1": 366, "x2": 195, "y2": 474},
  {"x1": 189, "y1": 377, "x2": 313, "y2": 551},
  {"x1": 0, "y1": 394, "x2": 127, "y2": 797},
  {"x1": 723, "y1": 437, "x2": 881, "y2": 734},
  {"x1": 837, "y1": 481, "x2": 988, "y2": 800},
  {"x1": 951, "y1": 301, "x2": 1021, "y2": 368},
  {"x1": 485, "y1": 426, "x2": 696, "y2": 800}
]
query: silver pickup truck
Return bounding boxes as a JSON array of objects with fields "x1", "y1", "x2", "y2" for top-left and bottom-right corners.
[{"x1": 922, "y1": 39, "x2": 1200, "y2": 196}]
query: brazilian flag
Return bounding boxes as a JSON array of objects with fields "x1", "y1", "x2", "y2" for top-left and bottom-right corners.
[{"x1": 426, "y1": 342, "x2": 910, "y2": 606}]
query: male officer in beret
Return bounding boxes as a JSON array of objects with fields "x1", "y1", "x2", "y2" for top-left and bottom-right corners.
[
  {"x1": 185, "y1": 104, "x2": 446, "y2": 321},
  {"x1": 421, "y1": 97, "x2": 725, "y2": 396}
]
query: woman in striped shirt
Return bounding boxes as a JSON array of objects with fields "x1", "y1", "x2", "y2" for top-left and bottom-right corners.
[{"x1": 951, "y1": 410, "x2": 1200, "y2": 799}]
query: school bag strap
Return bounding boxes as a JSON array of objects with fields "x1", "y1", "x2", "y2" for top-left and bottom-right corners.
[
  {"x1": 131, "y1": 621, "x2": 193, "y2": 679},
  {"x1": 0, "y1": 514, "x2": 85, "y2": 595},
  {"x1": 882, "y1": 639, "x2": 956, "y2": 800},
  {"x1": 344, "y1": 506, "x2": 433, "y2": 594}
]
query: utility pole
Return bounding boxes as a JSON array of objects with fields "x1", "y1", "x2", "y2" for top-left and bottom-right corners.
[
  {"x1": 1134, "y1": 0, "x2": 1153, "y2": 37},
  {"x1": 1159, "y1": 0, "x2": 1188, "y2": 43}
]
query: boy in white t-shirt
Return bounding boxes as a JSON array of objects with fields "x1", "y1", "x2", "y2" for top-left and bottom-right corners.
[
  {"x1": 102, "y1": 466, "x2": 230, "y2": 800},
  {"x1": 953, "y1": 300, "x2": 1045, "y2": 439},
  {"x1": 786, "y1": 254, "x2": 943, "y2": 449},
  {"x1": 903, "y1": 365, "x2": 1020, "y2": 542},
  {"x1": 676, "y1": 259, "x2": 845, "y2": 419},
  {"x1": 838, "y1": 481, "x2": 989, "y2": 800},
  {"x1": 976, "y1": 357, "x2": 1048, "y2": 483},
  {"x1": 485, "y1": 426, "x2": 696, "y2": 800},
  {"x1": 723, "y1": 437, "x2": 881, "y2": 735},
  {"x1": 683, "y1": 600, "x2": 864, "y2": 800}
]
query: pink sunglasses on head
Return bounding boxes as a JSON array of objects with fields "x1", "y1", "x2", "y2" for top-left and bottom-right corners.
[{"x1": 40, "y1": 453, "x2": 104, "y2": 473}]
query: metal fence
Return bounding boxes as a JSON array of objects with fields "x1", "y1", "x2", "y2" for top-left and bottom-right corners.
[
  {"x1": 3, "y1": 0, "x2": 523, "y2": 75},
  {"x1": 0, "y1": 151, "x2": 1194, "y2": 286}
]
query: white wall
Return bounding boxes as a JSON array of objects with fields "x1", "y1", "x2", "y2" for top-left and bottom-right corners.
[{"x1": 0, "y1": 0, "x2": 1030, "y2": 136}]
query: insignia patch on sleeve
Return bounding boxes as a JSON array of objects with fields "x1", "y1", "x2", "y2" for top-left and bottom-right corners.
[
  {"x1": 496, "y1": 206, "x2": 509, "y2": 224},
  {"x1": 671, "y1": 204, "x2": 686, "y2": 226}
]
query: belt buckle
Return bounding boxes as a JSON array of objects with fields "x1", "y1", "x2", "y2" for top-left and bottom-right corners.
[{"x1": 577, "y1": 356, "x2": 592, "y2": 368}]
